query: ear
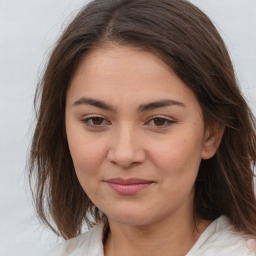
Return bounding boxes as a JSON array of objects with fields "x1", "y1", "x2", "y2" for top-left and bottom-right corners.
[{"x1": 201, "y1": 122, "x2": 225, "y2": 160}]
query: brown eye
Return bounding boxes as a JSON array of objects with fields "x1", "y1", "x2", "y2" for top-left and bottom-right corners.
[
  {"x1": 81, "y1": 116, "x2": 110, "y2": 128},
  {"x1": 91, "y1": 117, "x2": 104, "y2": 125},
  {"x1": 147, "y1": 117, "x2": 175, "y2": 128},
  {"x1": 153, "y1": 118, "x2": 166, "y2": 126}
]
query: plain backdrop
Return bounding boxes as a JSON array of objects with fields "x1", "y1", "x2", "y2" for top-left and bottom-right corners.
[{"x1": 0, "y1": 0, "x2": 255, "y2": 255}]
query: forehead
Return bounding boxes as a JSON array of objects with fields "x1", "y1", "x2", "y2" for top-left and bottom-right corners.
[
  {"x1": 74, "y1": 44, "x2": 171, "y2": 84},
  {"x1": 67, "y1": 44, "x2": 200, "y2": 111}
]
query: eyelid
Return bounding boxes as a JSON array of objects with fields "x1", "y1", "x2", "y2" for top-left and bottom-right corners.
[
  {"x1": 80, "y1": 114, "x2": 176, "y2": 129},
  {"x1": 81, "y1": 114, "x2": 106, "y2": 119},
  {"x1": 80, "y1": 114, "x2": 111, "y2": 128},
  {"x1": 145, "y1": 115, "x2": 176, "y2": 127}
]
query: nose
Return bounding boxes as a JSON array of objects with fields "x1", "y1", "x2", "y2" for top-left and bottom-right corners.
[{"x1": 107, "y1": 125, "x2": 146, "y2": 168}]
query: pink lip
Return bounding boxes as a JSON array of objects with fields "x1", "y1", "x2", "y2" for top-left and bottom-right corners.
[{"x1": 105, "y1": 178, "x2": 155, "y2": 195}]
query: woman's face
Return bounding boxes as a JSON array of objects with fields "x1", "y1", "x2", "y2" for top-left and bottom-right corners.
[{"x1": 65, "y1": 44, "x2": 217, "y2": 227}]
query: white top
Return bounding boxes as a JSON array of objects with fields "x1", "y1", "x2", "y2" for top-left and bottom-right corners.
[{"x1": 46, "y1": 216, "x2": 253, "y2": 256}]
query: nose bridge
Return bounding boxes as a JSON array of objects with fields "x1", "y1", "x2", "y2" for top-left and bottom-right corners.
[{"x1": 108, "y1": 122, "x2": 145, "y2": 167}]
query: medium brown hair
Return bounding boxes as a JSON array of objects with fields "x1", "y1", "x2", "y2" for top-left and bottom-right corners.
[{"x1": 29, "y1": 0, "x2": 256, "y2": 239}]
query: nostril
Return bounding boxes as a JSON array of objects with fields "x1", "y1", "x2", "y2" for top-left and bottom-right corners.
[{"x1": 107, "y1": 147, "x2": 146, "y2": 168}]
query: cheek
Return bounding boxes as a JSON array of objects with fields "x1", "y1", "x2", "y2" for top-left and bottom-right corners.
[
  {"x1": 67, "y1": 134, "x2": 113, "y2": 211},
  {"x1": 68, "y1": 139, "x2": 106, "y2": 174},
  {"x1": 147, "y1": 136, "x2": 203, "y2": 206},
  {"x1": 66, "y1": 115, "x2": 109, "y2": 174},
  {"x1": 66, "y1": 125, "x2": 107, "y2": 177},
  {"x1": 67, "y1": 137, "x2": 107, "y2": 204},
  {"x1": 148, "y1": 133, "x2": 203, "y2": 179}
]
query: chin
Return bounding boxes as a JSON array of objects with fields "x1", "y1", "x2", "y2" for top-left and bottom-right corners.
[
  {"x1": 109, "y1": 215, "x2": 150, "y2": 226},
  {"x1": 104, "y1": 206, "x2": 157, "y2": 227}
]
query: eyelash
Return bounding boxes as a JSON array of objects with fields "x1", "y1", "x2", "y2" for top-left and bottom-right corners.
[
  {"x1": 146, "y1": 116, "x2": 176, "y2": 127},
  {"x1": 81, "y1": 115, "x2": 110, "y2": 129},
  {"x1": 81, "y1": 115, "x2": 176, "y2": 129}
]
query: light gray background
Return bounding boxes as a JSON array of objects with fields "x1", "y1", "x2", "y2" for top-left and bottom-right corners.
[{"x1": 0, "y1": 1, "x2": 255, "y2": 255}]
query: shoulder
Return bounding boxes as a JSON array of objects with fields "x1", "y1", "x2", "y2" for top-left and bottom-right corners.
[
  {"x1": 188, "y1": 216, "x2": 251, "y2": 256},
  {"x1": 45, "y1": 223, "x2": 104, "y2": 256}
]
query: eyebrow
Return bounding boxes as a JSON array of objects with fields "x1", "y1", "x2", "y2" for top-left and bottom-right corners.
[
  {"x1": 73, "y1": 97, "x2": 116, "y2": 111},
  {"x1": 72, "y1": 97, "x2": 185, "y2": 112},
  {"x1": 137, "y1": 99, "x2": 185, "y2": 112}
]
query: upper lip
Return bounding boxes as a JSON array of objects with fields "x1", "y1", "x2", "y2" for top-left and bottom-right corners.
[{"x1": 105, "y1": 178, "x2": 154, "y2": 185}]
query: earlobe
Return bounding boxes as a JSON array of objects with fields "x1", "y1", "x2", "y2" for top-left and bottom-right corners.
[{"x1": 201, "y1": 123, "x2": 225, "y2": 160}]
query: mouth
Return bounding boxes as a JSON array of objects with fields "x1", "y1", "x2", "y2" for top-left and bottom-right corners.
[{"x1": 104, "y1": 178, "x2": 155, "y2": 195}]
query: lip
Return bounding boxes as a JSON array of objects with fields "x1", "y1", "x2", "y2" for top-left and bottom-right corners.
[{"x1": 104, "y1": 178, "x2": 155, "y2": 195}]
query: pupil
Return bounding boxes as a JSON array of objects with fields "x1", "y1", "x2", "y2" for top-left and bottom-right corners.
[
  {"x1": 92, "y1": 117, "x2": 103, "y2": 125},
  {"x1": 154, "y1": 118, "x2": 165, "y2": 126}
]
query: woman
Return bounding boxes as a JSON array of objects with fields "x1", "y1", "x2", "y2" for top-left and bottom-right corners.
[{"x1": 29, "y1": 0, "x2": 256, "y2": 255}]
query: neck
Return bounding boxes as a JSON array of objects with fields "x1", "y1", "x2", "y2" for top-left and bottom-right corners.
[{"x1": 104, "y1": 213, "x2": 210, "y2": 256}]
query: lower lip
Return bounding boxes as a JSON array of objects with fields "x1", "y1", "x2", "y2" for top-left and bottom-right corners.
[{"x1": 106, "y1": 182, "x2": 153, "y2": 195}]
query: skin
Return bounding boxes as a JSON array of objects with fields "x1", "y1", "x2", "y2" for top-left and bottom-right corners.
[{"x1": 65, "y1": 44, "x2": 223, "y2": 256}]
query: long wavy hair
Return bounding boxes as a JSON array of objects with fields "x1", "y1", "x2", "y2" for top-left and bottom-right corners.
[{"x1": 29, "y1": 0, "x2": 256, "y2": 239}]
